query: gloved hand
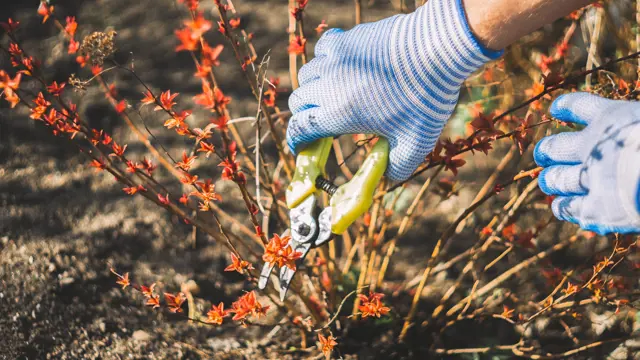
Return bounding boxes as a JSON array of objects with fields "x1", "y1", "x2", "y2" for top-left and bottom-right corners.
[
  {"x1": 534, "y1": 92, "x2": 640, "y2": 235},
  {"x1": 286, "y1": 0, "x2": 502, "y2": 181}
]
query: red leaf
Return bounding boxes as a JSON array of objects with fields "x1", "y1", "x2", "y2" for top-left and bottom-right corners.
[
  {"x1": 288, "y1": 36, "x2": 306, "y2": 55},
  {"x1": 224, "y1": 253, "x2": 254, "y2": 274},
  {"x1": 229, "y1": 18, "x2": 241, "y2": 28},
  {"x1": 47, "y1": 81, "x2": 67, "y2": 96},
  {"x1": 155, "y1": 90, "x2": 179, "y2": 111},
  {"x1": 315, "y1": 20, "x2": 328, "y2": 34},
  {"x1": 115, "y1": 100, "x2": 127, "y2": 114},
  {"x1": 164, "y1": 292, "x2": 186, "y2": 313},
  {"x1": 37, "y1": 2, "x2": 54, "y2": 23},
  {"x1": 68, "y1": 39, "x2": 80, "y2": 54},
  {"x1": 157, "y1": 193, "x2": 170, "y2": 205},
  {"x1": 1, "y1": 18, "x2": 20, "y2": 32},
  {"x1": 64, "y1": 16, "x2": 78, "y2": 37}
]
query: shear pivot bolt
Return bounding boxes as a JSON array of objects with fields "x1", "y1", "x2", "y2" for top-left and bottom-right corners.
[{"x1": 297, "y1": 223, "x2": 311, "y2": 236}]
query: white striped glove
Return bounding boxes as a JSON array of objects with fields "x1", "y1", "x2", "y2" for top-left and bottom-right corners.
[
  {"x1": 287, "y1": 0, "x2": 502, "y2": 181},
  {"x1": 535, "y1": 93, "x2": 640, "y2": 235}
]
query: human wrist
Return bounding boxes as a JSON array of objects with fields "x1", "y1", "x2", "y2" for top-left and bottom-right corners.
[
  {"x1": 388, "y1": 0, "x2": 502, "y2": 108},
  {"x1": 449, "y1": 0, "x2": 504, "y2": 60},
  {"x1": 462, "y1": 0, "x2": 592, "y2": 51},
  {"x1": 403, "y1": 0, "x2": 503, "y2": 66}
]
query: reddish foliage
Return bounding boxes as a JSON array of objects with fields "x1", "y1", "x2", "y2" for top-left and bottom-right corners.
[
  {"x1": 110, "y1": 141, "x2": 127, "y2": 157},
  {"x1": 201, "y1": 43, "x2": 224, "y2": 67},
  {"x1": 138, "y1": 158, "x2": 157, "y2": 175},
  {"x1": 91, "y1": 64, "x2": 103, "y2": 76},
  {"x1": 122, "y1": 185, "x2": 146, "y2": 195},
  {"x1": 164, "y1": 292, "x2": 186, "y2": 313},
  {"x1": 190, "y1": 178, "x2": 222, "y2": 211},
  {"x1": 175, "y1": 151, "x2": 197, "y2": 172},
  {"x1": 224, "y1": 253, "x2": 254, "y2": 274},
  {"x1": 180, "y1": 172, "x2": 199, "y2": 185},
  {"x1": 110, "y1": 268, "x2": 130, "y2": 289},
  {"x1": 90, "y1": 158, "x2": 106, "y2": 171},
  {"x1": 141, "y1": 90, "x2": 156, "y2": 106},
  {"x1": 292, "y1": 0, "x2": 308, "y2": 20},
  {"x1": 230, "y1": 291, "x2": 269, "y2": 323},
  {"x1": 500, "y1": 305, "x2": 515, "y2": 319},
  {"x1": 101, "y1": 132, "x2": 113, "y2": 145},
  {"x1": 175, "y1": 27, "x2": 199, "y2": 52},
  {"x1": 115, "y1": 100, "x2": 127, "y2": 114},
  {"x1": 185, "y1": 12, "x2": 212, "y2": 37},
  {"x1": 0, "y1": 70, "x2": 21, "y2": 108},
  {"x1": 0, "y1": 18, "x2": 19, "y2": 32},
  {"x1": 140, "y1": 283, "x2": 160, "y2": 309},
  {"x1": 177, "y1": 0, "x2": 199, "y2": 10},
  {"x1": 357, "y1": 291, "x2": 390, "y2": 318},
  {"x1": 37, "y1": 2, "x2": 54, "y2": 23},
  {"x1": 207, "y1": 302, "x2": 230, "y2": 325},
  {"x1": 228, "y1": 18, "x2": 241, "y2": 29},
  {"x1": 30, "y1": 92, "x2": 50, "y2": 120},
  {"x1": 197, "y1": 141, "x2": 215, "y2": 158},
  {"x1": 262, "y1": 233, "x2": 302, "y2": 271},
  {"x1": 194, "y1": 82, "x2": 231, "y2": 111},
  {"x1": 288, "y1": 36, "x2": 306, "y2": 55},
  {"x1": 8, "y1": 43, "x2": 22, "y2": 57},
  {"x1": 47, "y1": 81, "x2": 66, "y2": 96},
  {"x1": 219, "y1": 142, "x2": 244, "y2": 183},
  {"x1": 318, "y1": 334, "x2": 338, "y2": 357},
  {"x1": 211, "y1": 114, "x2": 229, "y2": 130},
  {"x1": 146, "y1": 294, "x2": 161, "y2": 309},
  {"x1": 157, "y1": 193, "x2": 170, "y2": 205},
  {"x1": 65, "y1": 16, "x2": 77, "y2": 37},
  {"x1": 155, "y1": 90, "x2": 179, "y2": 111}
]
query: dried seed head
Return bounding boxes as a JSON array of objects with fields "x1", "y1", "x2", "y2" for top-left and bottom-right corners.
[
  {"x1": 68, "y1": 73, "x2": 87, "y2": 91},
  {"x1": 80, "y1": 30, "x2": 117, "y2": 66}
]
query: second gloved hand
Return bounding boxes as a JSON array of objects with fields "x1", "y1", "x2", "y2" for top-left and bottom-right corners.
[
  {"x1": 286, "y1": 0, "x2": 502, "y2": 181},
  {"x1": 535, "y1": 92, "x2": 640, "y2": 235}
]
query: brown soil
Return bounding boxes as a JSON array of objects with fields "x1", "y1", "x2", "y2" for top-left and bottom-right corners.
[{"x1": 1, "y1": 1, "x2": 638, "y2": 359}]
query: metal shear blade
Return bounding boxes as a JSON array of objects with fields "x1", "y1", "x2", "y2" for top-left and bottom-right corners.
[{"x1": 258, "y1": 196, "x2": 333, "y2": 301}]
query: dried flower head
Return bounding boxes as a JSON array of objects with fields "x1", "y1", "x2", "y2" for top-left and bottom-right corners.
[
  {"x1": 80, "y1": 30, "x2": 117, "y2": 66},
  {"x1": 68, "y1": 73, "x2": 88, "y2": 91}
]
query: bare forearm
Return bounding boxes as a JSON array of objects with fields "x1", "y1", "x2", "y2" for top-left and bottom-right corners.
[{"x1": 463, "y1": 0, "x2": 593, "y2": 50}]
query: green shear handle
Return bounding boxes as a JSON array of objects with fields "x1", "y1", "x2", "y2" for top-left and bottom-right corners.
[{"x1": 285, "y1": 137, "x2": 389, "y2": 234}]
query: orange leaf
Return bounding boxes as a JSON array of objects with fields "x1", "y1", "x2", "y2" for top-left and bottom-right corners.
[
  {"x1": 318, "y1": 334, "x2": 338, "y2": 357},
  {"x1": 224, "y1": 253, "x2": 254, "y2": 274},
  {"x1": 37, "y1": 2, "x2": 54, "y2": 23},
  {"x1": 109, "y1": 267, "x2": 130, "y2": 289},
  {"x1": 115, "y1": 100, "x2": 127, "y2": 114},
  {"x1": 229, "y1": 18, "x2": 241, "y2": 28},
  {"x1": 164, "y1": 292, "x2": 186, "y2": 313},
  {"x1": 315, "y1": 20, "x2": 328, "y2": 34},
  {"x1": 64, "y1": 16, "x2": 77, "y2": 37},
  {"x1": 288, "y1": 36, "x2": 306, "y2": 55},
  {"x1": 157, "y1": 193, "x2": 170, "y2": 205},
  {"x1": 155, "y1": 90, "x2": 178, "y2": 111},
  {"x1": 139, "y1": 91, "x2": 155, "y2": 107},
  {"x1": 206, "y1": 302, "x2": 230, "y2": 325}
]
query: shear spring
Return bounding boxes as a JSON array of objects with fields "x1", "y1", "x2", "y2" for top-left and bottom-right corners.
[{"x1": 315, "y1": 177, "x2": 338, "y2": 196}]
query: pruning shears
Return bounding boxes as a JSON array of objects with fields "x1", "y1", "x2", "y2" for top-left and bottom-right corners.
[{"x1": 258, "y1": 137, "x2": 389, "y2": 300}]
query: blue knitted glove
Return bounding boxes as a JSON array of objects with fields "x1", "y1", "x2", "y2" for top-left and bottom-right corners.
[
  {"x1": 286, "y1": 0, "x2": 502, "y2": 181},
  {"x1": 534, "y1": 93, "x2": 640, "y2": 235}
]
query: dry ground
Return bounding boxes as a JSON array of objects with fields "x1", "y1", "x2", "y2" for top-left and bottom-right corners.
[{"x1": 2, "y1": 0, "x2": 639, "y2": 359}]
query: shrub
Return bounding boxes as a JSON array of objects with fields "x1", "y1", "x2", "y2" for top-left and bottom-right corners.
[{"x1": 2, "y1": 0, "x2": 639, "y2": 358}]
